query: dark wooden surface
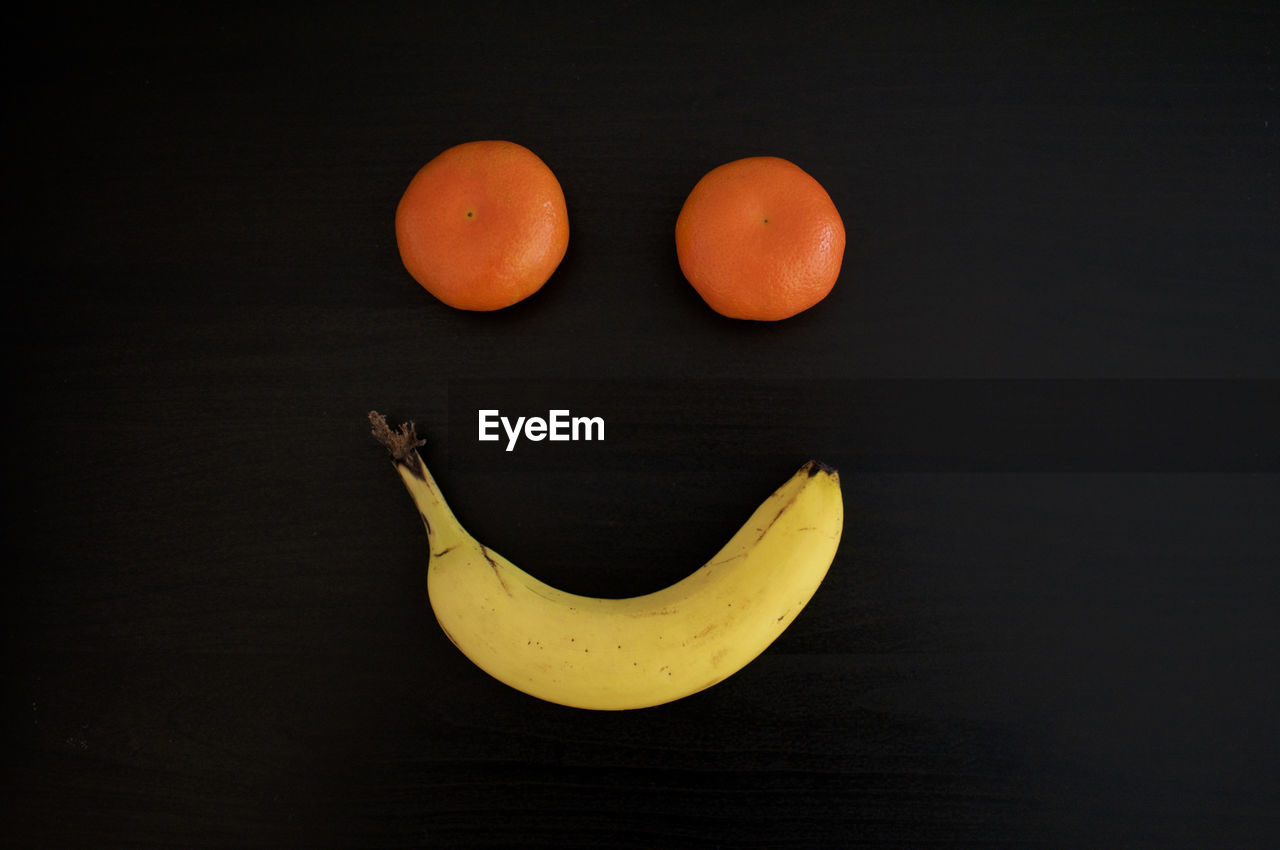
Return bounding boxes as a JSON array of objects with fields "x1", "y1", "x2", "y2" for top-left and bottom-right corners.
[{"x1": 6, "y1": 3, "x2": 1278, "y2": 847}]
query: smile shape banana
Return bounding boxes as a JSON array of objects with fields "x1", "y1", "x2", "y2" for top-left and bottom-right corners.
[{"x1": 370, "y1": 411, "x2": 843, "y2": 710}]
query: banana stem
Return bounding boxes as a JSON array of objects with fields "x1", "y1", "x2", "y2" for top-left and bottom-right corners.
[
  {"x1": 368, "y1": 410, "x2": 424, "y2": 463},
  {"x1": 369, "y1": 411, "x2": 467, "y2": 550}
]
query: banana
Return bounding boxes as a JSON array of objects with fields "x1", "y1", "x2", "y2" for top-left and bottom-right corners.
[{"x1": 369, "y1": 411, "x2": 843, "y2": 710}]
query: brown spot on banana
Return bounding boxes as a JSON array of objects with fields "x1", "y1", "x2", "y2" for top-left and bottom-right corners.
[
  {"x1": 755, "y1": 488, "x2": 802, "y2": 542},
  {"x1": 478, "y1": 545, "x2": 512, "y2": 596},
  {"x1": 630, "y1": 607, "x2": 679, "y2": 618}
]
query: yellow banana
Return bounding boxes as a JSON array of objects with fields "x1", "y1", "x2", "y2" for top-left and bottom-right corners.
[{"x1": 369, "y1": 411, "x2": 843, "y2": 710}]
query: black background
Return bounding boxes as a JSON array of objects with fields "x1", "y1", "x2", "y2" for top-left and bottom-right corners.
[{"x1": 6, "y1": 2, "x2": 1279, "y2": 847}]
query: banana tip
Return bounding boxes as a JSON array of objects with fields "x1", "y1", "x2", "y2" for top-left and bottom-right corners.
[{"x1": 807, "y1": 460, "x2": 839, "y2": 481}]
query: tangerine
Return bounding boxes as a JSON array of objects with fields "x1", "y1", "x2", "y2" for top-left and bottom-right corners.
[
  {"x1": 395, "y1": 140, "x2": 569, "y2": 311},
  {"x1": 675, "y1": 157, "x2": 845, "y2": 321}
]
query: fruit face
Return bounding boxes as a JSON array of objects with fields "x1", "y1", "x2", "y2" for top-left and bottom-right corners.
[
  {"x1": 395, "y1": 140, "x2": 569, "y2": 311},
  {"x1": 675, "y1": 156, "x2": 845, "y2": 321}
]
